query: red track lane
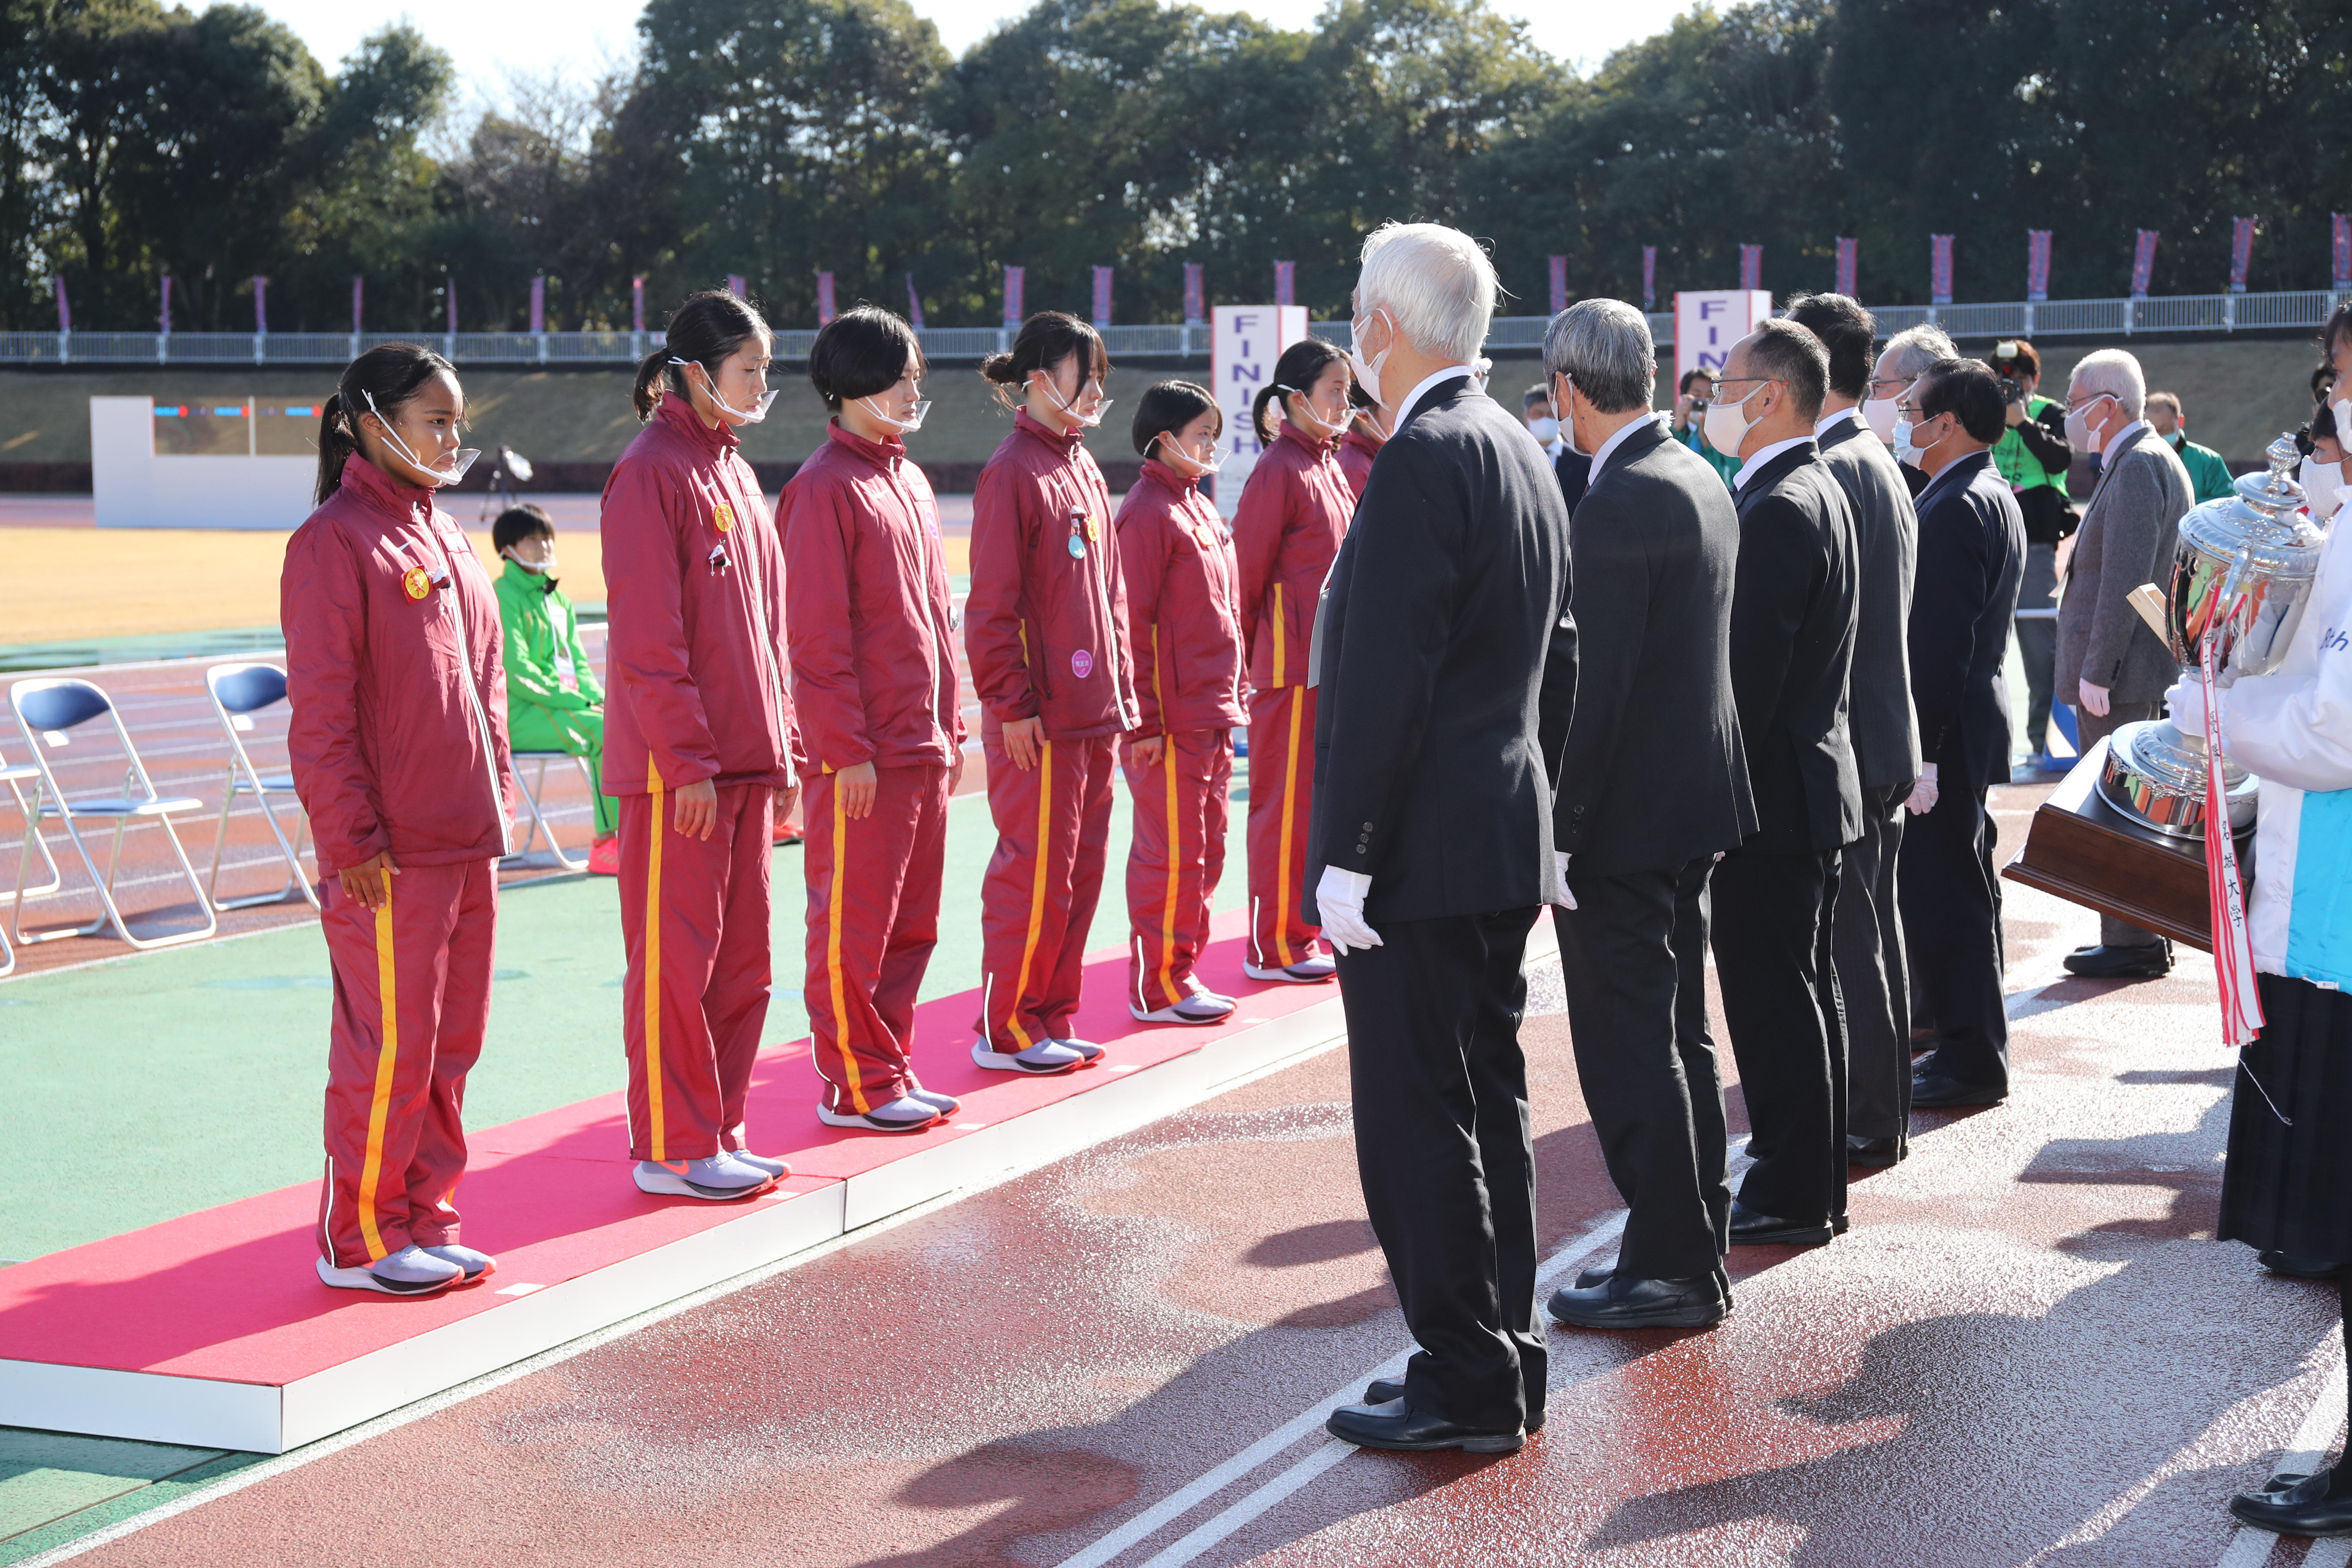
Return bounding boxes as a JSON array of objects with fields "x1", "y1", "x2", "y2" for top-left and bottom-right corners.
[{"x1": 60, "y1": 795, "x2": 2348, "y2": 1568}]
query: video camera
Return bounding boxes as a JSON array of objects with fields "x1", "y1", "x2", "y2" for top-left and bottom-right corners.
[{"x1": 1989, "y1": 340, "x2": 2029, "y2": 406}]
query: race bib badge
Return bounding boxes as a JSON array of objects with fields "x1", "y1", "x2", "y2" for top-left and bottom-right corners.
[
  {"x1": 713, "y1": 500, "x2": 736, "y2": 534},
  {"x1": 1071, "y1": 649, "x2": 1094, "y2": 679},
  {"x1": 402, "y1": 567, "x2": 432, "y2": 601}
]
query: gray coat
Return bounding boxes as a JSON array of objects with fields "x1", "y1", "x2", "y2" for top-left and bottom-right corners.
[
  {"x1": 1818, "y1": 413, "x2": 1921, "y2": 789},
  {"x1": 2057, "y1": 423, "x2": 2194, "y2": 704}
]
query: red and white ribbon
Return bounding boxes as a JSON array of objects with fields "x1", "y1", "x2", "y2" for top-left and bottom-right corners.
[{"x1": 2201, "y1": 631, "x2": 2264, "y2": 1047}]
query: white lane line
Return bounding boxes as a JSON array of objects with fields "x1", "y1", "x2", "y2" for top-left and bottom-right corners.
[
  {"x1": 2215, "y1": 1338, "x2": 2347, "y2": 1568},
  {"x1": 2309, "y1": 1541, "x2": 2352, "y2": 1568},
  {"x1": 1134, "y1": 1442, "x2": 1355, "y2": 1568}
]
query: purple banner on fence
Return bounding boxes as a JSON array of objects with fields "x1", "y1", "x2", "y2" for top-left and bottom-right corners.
[
  {"x1": 1274, "y1": 261, "x2": 1295, "y2": 307},
  {"x1": 1930, "y1": 235, "x2": 1954, "y2": 306},
  {"x1": 2026, "y1": 230, "x2": 2052, "y2": 302},
  {"x1": 52, "y1": 276, "x2": 69, "y2": 333},
  {"x1": 1547, "y1": 255, "x2": 1568, "y2": 315},
  {"x1": 529, "y1": 275, "x2": 545, "y2": 334},
  {"x1": 1003, "y1": 266, "x2": 1024, "y2": 326},
  {"x1": 816, "y1": 272, "x2": 836, "y2": 325},
  {"x1": 1641, "y1": 247, "x2": 1656, "y2": 311},
  {"x1": 253, "y1": 276, "x2": 269, "y2": 336},
  {"x1": 1092, "y1": 266, "x2": 1114, "y2": 327},
  {"x1": 2130, "y1": 230, "x2": 2159, "y2": 298},
  {"x1": 445, "y1": 276, "x2": 456, "y2": 336},
  {"x1": 1183, "y1": 262, "x2": 1204, "y2": 324},
  {"x1": 726, "y1": 274, "x2": 747, "y2": 301},
  {"x1": 1738, "y1": 245, "x2": 1761, "y2": 291},
  {"x1": 632, "y1": 275, "x2": 645, "y2": 333},
  {"x1": 1834, "y1": 238, "x2": 1856, "y2": 299},
  {"x1": 352, "y1": 275, "x2": 364, "y2": 334},
  {"x1": 2231, "y1": 218, "x2": 2257, "y2": 294},
  {"x1": 2334, "y1": 216, "x2": 2350, "y2": 292},
  {"x1": 905, "y1": 273, "x2": 924, "y2": 331},
  {"x1": 160, "y1": 275, "x2": 173, "y2": 336}
]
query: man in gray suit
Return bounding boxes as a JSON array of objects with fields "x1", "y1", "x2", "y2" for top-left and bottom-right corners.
[
  {"x1": 2055, "y1": 348, "x2": 2194, "y2": 979},
  {"x1": 1789, "y1": 294, "x2": 1920, "y2": 1167}
]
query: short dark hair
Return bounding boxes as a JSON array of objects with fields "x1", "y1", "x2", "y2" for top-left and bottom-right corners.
[
  {"x1": 980, "y1": 312, "x2": 1110, "y2": 408},
  {"x1": 1133, "y1": 380, "x2": 1219, "y2": 458},
  {"x1": 1986, "y1": 337, "x2": 2042, "y2": 380},
  {"x1": 1920, "y1": 358, "x2": 2007, "y2": 444},
  {"x1": 2312, "y1": 363, "x2": 2336, "y2": 404},
  {"x1": 2322, "y1": 300, "x2": 2352, "y2": 361},
  {"x1": 808, "y1": 305, "x2": 925, "y2": 413},
  {"x1": 1678, "y1": 368, "x2": 1714, "y2": 394},
  {"x1": 1522, "y1": 382, "x2": 1552, "y2": 411},
  {"x1": 492, "y1": 503, "x2": 554, "y2": 554},
  {"x1": 1784, "y1": 293, "x2": 1875, "y2": 401},
  {"x1": 1746, "y1": 318, "x2": 1828, "y2": 420}
]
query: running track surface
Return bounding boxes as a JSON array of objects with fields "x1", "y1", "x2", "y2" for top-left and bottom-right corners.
[{"x1": 28, "y1": 789, "x2": 2349, "y2": 1568}]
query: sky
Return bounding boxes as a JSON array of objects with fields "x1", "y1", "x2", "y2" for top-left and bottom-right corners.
[{"x1": 250, "y1": 0, "x2": 1697, "y2": 105}]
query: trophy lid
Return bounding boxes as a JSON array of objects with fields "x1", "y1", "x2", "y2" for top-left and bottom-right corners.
[{"x1": 2177, "y1": 432, "x2": 2325, "y2": 585}]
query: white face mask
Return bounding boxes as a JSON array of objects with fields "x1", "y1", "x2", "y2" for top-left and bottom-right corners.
[
  {"x1": 1891, "y1": 419, "x2": 1920, "y2": 468},
  {"x1": 1701, "y1": 382, "x2": 1765, "y2": 459},
  {"x1": 2063, "y1": 393, "x2": 2111, "y2": 456},
  {"x1": 1156, "y1": 431, "x2": 1223, "y2": 477},
  {"x1": 2302, "y1": 457, "x2": 2345, "y2": 521},
  {"x1": 1034, "y1": 371, "x2": 1109, "y2": 429},
  {"x1": 1347, "y1": 309, "x2": 1396, "y2": 408},
  {"x1": 2333, "y1": 398, "x2": 2352, "y2": 449},
  {"x1": 362, "y1": 390, "x2": 478, "y2": 487},
  {"x1": 1527, "y1": 416, "x2": 1560, "y2": 444},
  {"x1": 675, "y1": 358, "x2": 777, "y2": 424},
  {"x1": 1861, "y1": 396, "x2": 1901, "y2": 443},
  {"x1": 859, "y1": 394, "x2": 930, "y2": 434}
]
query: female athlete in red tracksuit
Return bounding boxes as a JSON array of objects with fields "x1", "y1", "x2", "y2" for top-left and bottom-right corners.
[
  {"x1": 1118, "y1": 381, "x2": 1245, "y2": 1023},
  {"x1": 285, "y1": 344, "x2": 515, "y2": 1296},
  {"x1": 1337, "y1": 400, "x2": 1385, "y2": 501},
  {"x1": 966, "y1": 312, "x2": 1139, "y2": 1073},
  {"x1": 783, "y1": 306, "x2": 966, "y2": 1134},
  {"x1": 603, "y1": 291, "x2": 803, "y2": 1200},
  {"x1": 1231, "y1": 337, "x2": 1359, "y2": 983}
]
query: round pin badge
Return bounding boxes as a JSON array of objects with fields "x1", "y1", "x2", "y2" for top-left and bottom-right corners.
[
  {"x1": 713, "y1": 500, "x2": 736, "y2": 534},
  {"x1": 403, "y1": 567, "x2": 431, "y2": 600},
  {"x1": 1085, "y1": 518, "x2": 1101, "y2": 542},
  {"x1": 1068, "y1": 533, "x2": 1087, "y2": 559},
  {"x1": 1071, "y1": 649, "x2": 1094, "y2": 678}
]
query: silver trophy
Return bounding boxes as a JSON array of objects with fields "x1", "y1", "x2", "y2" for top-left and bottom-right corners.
[{"x1": 2097, "y1": 433, "x2": 2326, "y2": 838}]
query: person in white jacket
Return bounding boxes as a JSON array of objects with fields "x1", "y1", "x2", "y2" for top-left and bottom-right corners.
[{"x1": 2180, "y1": 421, "x2": 2352, "y2": 1539}]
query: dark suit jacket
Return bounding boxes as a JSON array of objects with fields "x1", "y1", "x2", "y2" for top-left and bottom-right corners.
[
  {"x1": 1553, "y1": 417, "x2": 1754, "y2": 878},
  {"x1": 1555, "y1": 447, "x2": 1592, "y2": 514},
  {"x1": 1817, "y1": 413, "x2": 1921, "y2": 790},
  {"x1": 1728, "y1": 440, "x2": 1863, "y2": 855},
  {"x1": 1908, "y1": 449, "x2": 2026, "y2": 791},
  {"x1": 1306, "y1": 375, "x2": 1577, "y2": 923}
]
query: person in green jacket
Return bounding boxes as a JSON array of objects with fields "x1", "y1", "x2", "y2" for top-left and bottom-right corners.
[
  {"x1": 1670, "y1": 368, "x2": 1742, "y2": 490},
  {"x1": 2146, "y1": 391, "x2": 2235, "y2": 505},
  {"x1": 492, "y1": 504, "x2": 620, "y2": 875}
]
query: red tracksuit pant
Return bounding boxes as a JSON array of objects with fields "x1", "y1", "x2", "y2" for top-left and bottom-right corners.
[
  {"x1": 1124, "y1": 729, "x2": 1232, "y2": 1012},
  {"x1": 804, "y1": 763, "x2": 950, "y2": 1115},
  {"x1": 619, "y1": 779, "x2": 773, "y2": 1162},
  {"x1": 1246, "y1": 683, "x2": 1322, "y2": 970},
  {"x1": 977, "y1": 729, "x2": 1117, "y2": 1052},
  {"x1": 317, "y1": 858, "x2": 496, "y2": 1269}
]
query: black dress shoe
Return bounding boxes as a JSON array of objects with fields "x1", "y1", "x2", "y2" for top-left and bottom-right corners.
[
  {"x1": 2229, "y1": 1471, "x2": 2352, "y2": 1536},
  {"x1": 1911, "y1": 1073, "x2": 2007, "y2": 1109},
  {"x1": 2061, "y1": 941, "x2": 2173, "y2": 980},
  {"x1": 1547, "y1": 1272, "x2": 1726, "y2": 1329},
  {"x1": 1831, "y1": 1211, "x2": 1850, "y2": 1235},
  {"x1": 1847, "y1": 1134, "x2": 1904, "y2": 1167},
  {"x1": 1363, "y1": 1380, "x2": 1545, "y2": 1432},
  {"x1": 1325, "y1": 1399, "x2": 1523, "y2": 1453},
  {"x1": 2258, "y1": 1250, "x2": 2348, "y2": 1280},
  {"x1": 1727, "y1": 1199, "x2": 1834, "y2": 1247}
]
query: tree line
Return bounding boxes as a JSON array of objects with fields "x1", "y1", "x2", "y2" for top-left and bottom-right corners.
[{"x1": 3, "y1": 0, "x2": 2347, "y2": 334}]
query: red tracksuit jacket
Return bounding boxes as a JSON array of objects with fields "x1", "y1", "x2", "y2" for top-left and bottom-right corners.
[
  {"x1": 780, "y1": 421, "x2": 964, "y2": 771},
  {"x1": 966, "y1": 409, "x2": 1138, "y2": 740},
  {"x1": 1115, "y1": 459, "x2": 1245, "y2": 740},
  {"x1": 601, "y1": 397, "x2": 800, "y2": 796},
  {"x1": 1232, "y1": 422, "x2": 1355, "y2": 691},
  {"x1": 1338, "y1": 428, "x2": 1381, "y2": 500},
  {"x1": 282, "y1": 455, "x2": 516, "y2": 875}
]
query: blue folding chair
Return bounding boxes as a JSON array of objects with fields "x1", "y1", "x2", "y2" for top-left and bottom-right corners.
[
  {"x1": 204, "y1": 663, "x2": 320, "y2": 912},
  {"x1": 9, "y1": 677, "x2": 218, "y2": 951}
]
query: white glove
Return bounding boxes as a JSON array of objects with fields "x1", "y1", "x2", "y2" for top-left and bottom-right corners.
[
  {"x1": 1315, "y1": 866, "x2": 1381, "y2": 954},
  {"x1": 2165, "y1": 676, "x2": 2208, "y2": 739},
  {"x1": 2078, "y1": 679, "x2": 2111, "y2": 718},
  {"x1": 1905, "y1": 763, "x2": 1940, "y2": 816},
  {"x1": 1553, "y1": 851, "x2": 1577, "y2": 911}
]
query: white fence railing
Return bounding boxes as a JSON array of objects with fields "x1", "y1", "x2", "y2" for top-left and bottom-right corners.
[{"x1": 3, "y1": 290, "x2": 2342, "y2": 367}]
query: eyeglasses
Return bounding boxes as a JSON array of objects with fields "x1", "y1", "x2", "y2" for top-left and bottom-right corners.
[
  {"x1": 1867, "y1": 375, "x2": 1911, "y2": 398},
  {"x1": 2056, "y1": 392, "x2": 2115, "y2": 416}
]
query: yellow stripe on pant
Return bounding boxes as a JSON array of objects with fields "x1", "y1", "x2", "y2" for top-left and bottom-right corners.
[
  {"x1": 826, "y1": 775, "x2": 869, "y2": 1113},
  {"x1": 1007, "y1": 741, "x2": 1054, "y2": 1051},
  {"x1": 645, "y1": 760, "x2": 667, "y2": 1161},
  {"x1": 1154, "y1": 626, "x2": 1179, "y2": 1005},
  {"x1": 356, "y1": 871, "x2": 399, "y2": 1262},
  {"x1": 1276, "y1": 689, "x2": 1305, "y2": 968}
]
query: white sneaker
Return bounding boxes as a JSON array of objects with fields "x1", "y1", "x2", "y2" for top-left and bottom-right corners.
[
  {"x1": 726, "y1": 1148, "x2": 791, "y2": 1179},
  {"x1": 419, "y1": 1243, "x2": 496, "y2": 1282},
  {"x1": 1244, "y1": 956, "x2": 1336, "y2": 983},
  {"x1": 632, "y1": 1154, "x2": 775, "y2": 1200},
  {"x1": 906, "y1": 1085, "x2": 962, "y2": 1118},
  {"x1": 1130, "y1": 993, "x2": 1235, "y2": 1024},
  {"x1": 971, "y1": 1038, "x2": 1085, "y2": 1075},
  {"x1": 816, "y1": 1093, "x2": 943, "y2": 1133},
  {"x1": 1054, "y1": 1037, "x2": 1106, "y2": 1066},
  {"x1": 316, "y1": 1243, "x2": 465, "y2": 1296}
]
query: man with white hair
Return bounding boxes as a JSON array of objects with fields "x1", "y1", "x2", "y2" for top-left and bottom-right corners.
[
  {"x1": 1308, "y1": 222, "x2": 1577, "y2": 1454},
  {"x1": 1863, "y1": 323, "x2": 1960, "y2": 496},
  {"x1": 2053, "y1": 346, "x2": 2193, "y2": 980}
]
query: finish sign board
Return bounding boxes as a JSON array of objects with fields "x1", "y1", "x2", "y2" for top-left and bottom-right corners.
[
  {"x1": 1673, "y1": 290, "x2": 1776, "y2": 384},
  {"x1": 1210, "y1": 304, "x2": 1310, "y2": 518}
]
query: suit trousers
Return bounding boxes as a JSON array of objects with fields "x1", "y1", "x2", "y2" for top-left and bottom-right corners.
[
  {"x1": 1557, "y1": 857, "x2": 1729, "y2": 1280},
  {"x1": 2075, "y1": 698, "x2": 2165, "y2": 947},
  {"x1": 2016, "y1": 542, "x2": 2058, "y2": 757},
  {"x1": 1899, "y1": 779, "x2": 2011, "y2": 1093},
  {"x1": 1837, "y1": 784, "x2": 1911, "y2": 1146},
  {"x1": 1339, "y1": 905, "x2": 1545, "y2": 1433},
  {"x1": 1711, "y1": 846, "x2": 1848, "y2": 1225}
]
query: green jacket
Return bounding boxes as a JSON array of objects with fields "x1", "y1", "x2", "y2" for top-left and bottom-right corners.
[
  {"x1": 2171, "y1": 433, "x2": 2234, "y2": 506},
  {"x1": 1678, "y1": 423, "x2": 1742, "y2": 490},
  {"x1": 495, "y1": 561, "x2": 602, "y2": 713}
]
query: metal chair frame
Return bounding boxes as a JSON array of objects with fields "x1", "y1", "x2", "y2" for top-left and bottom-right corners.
[
  {"x1": 9, "y1": 677, "x2": 219, "y2": 952},
  {"x1": 505, "y1": 749, "x2": 596, "y2": 874},
  {"x1": 0, "y1": 739, "x2": 67, "y2": 979},
  {"x1": 203, "y1": 662, "x2": 320, "y2": 912}
]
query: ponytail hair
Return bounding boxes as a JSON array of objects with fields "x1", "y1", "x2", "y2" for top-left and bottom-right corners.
[
  {"x1": 1251, "y1": 337, "x2": 1349, "y2": 445},
  {"x1": 980, "y1": 311, "x2": 1110, "y2": 412},
  {"x1": 315, "y1": 342, "x2": 457, "y2": 505},
  {"x1": 633, "y1": 288, "x2": 774, "y2": 421}
]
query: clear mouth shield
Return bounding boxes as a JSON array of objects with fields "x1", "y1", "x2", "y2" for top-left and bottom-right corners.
[
  {"x1": 674, "y1": 358, "x2": 778, "y2": 423},
  {"x1": 362, "y1": 391, "x2": 478, "y2": 485}
]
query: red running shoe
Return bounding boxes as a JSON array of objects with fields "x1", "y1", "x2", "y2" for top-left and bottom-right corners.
[{"x1": 587, "y1": 833, "x2": 620, "y2": 876}]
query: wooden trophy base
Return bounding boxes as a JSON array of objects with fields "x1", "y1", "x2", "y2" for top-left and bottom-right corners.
[{"x1": 2000, "y1": 736, "x2": 2251, "y2": 955}]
